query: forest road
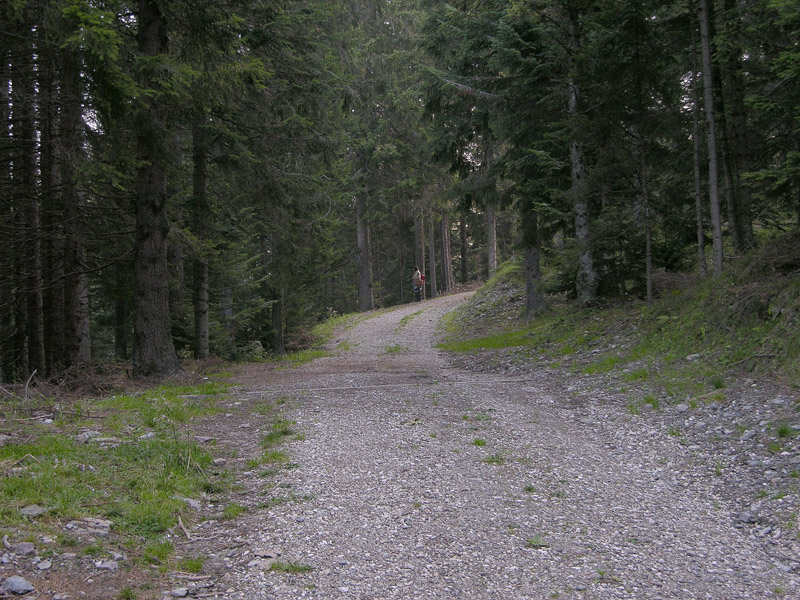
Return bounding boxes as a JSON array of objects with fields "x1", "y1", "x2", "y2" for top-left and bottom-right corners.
[{"x1": 210, "y1": 292, "x2": 790, "y2": 600}]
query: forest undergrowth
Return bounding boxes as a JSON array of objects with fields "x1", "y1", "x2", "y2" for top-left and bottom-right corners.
[{"x1": 441, "y1": 232, "x2": 800, "y2": 396}]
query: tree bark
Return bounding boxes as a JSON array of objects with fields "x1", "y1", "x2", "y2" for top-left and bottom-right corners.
[
  {"x1": 640, "y1": 147, "x2": 653, "y2": 305},
  {"x1": 690, "y1": 26, "x2": 709, "y2": 277},
  {"x1": 0, "y1": 47, "x2": 10, "y2": 381},
  {"x1": 12, "y1": 37, "x2": 45, "y2": 377},
  {"x1": 271, "y1": 293, "x2": 285, "y2": 355},
  {"x1": 415, "y1": 212, "x2": 426, "y2": 299},
  {"x1": 356, "y1": 194, "x2": 374, "y2": 311},
  {"x1": 428, "y1": 218, "x2": 438, "y2": 299},
  {"x1": 721, "y1": 0, "x2": 753, "y2": 250},
  {"x1": 568, "y1": 7, "x2": 597, "y2": 305},
  {"x1": 39, "y1": 46, "x2": 65, "y2": 375},
  {"x1": 459, "y1": 213, "x2": 469, "y2": 284},
  {"x1": 59, "y1": 43, "x2": 92, "y2": 367},
  {"x1": 222, "y1": 285, "x2": 235, "y2": 352},
  {"x1": 698, "y1": 0, "x2": 724, "y2": 275},
  {"x1": 168, "y1": 135, "x2": 186, "y2": 347},
  {"x1": 440, "y1": 210, "x2": 455, "y2": 293},
  {"x1": 132, "y1": 0, "x2": 179, "y2": 376},
  {"x1": 192, "y1": 121, "x2": 210, "y2": 360},
  {"x1": 522, "y1": 207, "x2": 545, "y2": 318},
  {"x1": 486, "y1": 202, "x2": 497, "y2": 277},
  {"x1": 114, "y1": 296, "x2": 129, "y2": 360}
]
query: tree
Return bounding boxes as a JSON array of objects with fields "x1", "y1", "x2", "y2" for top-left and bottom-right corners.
[
  {"x1": 132, "y1": 0, "x2": 180, "y2": 376},
  {"x1": 699, "y1": 0, "x2": 725, "y2": 275}
]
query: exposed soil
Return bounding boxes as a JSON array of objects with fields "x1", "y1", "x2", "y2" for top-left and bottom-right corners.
[{"x1": 4, "y1": 291, "x2": 799, "y2": 599}]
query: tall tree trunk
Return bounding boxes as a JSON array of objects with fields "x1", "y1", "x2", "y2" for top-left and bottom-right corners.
[
  {"x1": 114, "y1": 296, "x2": 129, "y2": 360},
  {"x1": 12, "y1": 38, "x2": 44, "y2": 377},
  {"x1": 414, "y1": 212, "x2": 426, "y2": 299},
  {"x1": 486, "y1": 202, "x2": 497, "y2": 277},
  {"x1": 0, "y1": 47, "x2": 11, "y2": 381},
  {"x1": 271, "y1": 292, "x2": 285, "y2": 355},
  {"x1": 522, "y1": 206, "x2": 545, "y2": 318},
  {"x1": 168, "y1": 134, "x2": 186, "y2": 348},
  {"x1": 640, "y1": 147, "x2": 653, "y2": 305},
  {"x1": 39, "y1": 49, "x2": 64, "y2": 375},
  {"x1": 191, "y1": 121, "x2": 209, "y2": 360},
  {"x1": 222, "y1": 285, "x2": 235, "y2": 352},
  {"x1": 356, "y1": 194, "x2": 374, "y2": 311},
  {"x1": 59, "y1": 43, "x2": 92, "y2": 367},
  {"x1": 428, "y1": 218, "x2": 438, "y2": 299},
  {"x1": 690, "y1": 27, "x2": 709, "y2": 277},
  {"x1": 440, "y1": 210, "x2": 455, "y2": 293},
  {"x1": 698, "y1": 0, "x2": 724, "y2": 275},
  {"x1": 132, "y1": 0, "x2": 179, "y2": 376},
  {"x1": 721, "y1": 0, "x2": 753, "y2": 250},
  {"x1": 568, "y1": 7, "x2": 597, "y2": 305},
  {"x1": 459, "y1": 213, "x2": 468, "y2": 284}
]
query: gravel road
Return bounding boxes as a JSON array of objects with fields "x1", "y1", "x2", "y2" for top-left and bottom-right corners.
[{"x1": 211, "y1": 292, "x2": 792, "y2": 599}]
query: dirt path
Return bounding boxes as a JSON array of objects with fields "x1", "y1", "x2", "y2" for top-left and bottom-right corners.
[{"x1": 196, "y1": 293, "x2": 791, "y2": 599}]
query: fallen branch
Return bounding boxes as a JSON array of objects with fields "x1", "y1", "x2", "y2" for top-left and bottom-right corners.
[{"x1": 177, "y1": 515, "x2": 192, "y2": 540}]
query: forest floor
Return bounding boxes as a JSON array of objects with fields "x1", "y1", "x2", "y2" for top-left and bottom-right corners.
[{"x1": 3, "y1": 291, "x2": 799, "y2": 599}]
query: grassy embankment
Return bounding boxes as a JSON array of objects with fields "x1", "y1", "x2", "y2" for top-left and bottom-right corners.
[{"x1": 439, "y1": 234, "x2": 800, "y2": 400}]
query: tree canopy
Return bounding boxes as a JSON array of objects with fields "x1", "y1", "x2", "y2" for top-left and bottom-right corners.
[{"x1": 1, "y1": 0, "x2": 797, "y2": 382}]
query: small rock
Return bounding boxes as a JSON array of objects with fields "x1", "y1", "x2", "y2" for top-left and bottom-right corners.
[
  {"x1": 740, "y1": 430, "x2": 756, "y2": 441},
  {"x1": 95, "y1": 560, "x2": 118, "y2": 572},
  {"x1": 3, "y1": 575, "x2": 35, "y2": 595},
  {"x1": 175, "y1": 496, "x2": 202, "y2": 510},
  {"x1": 19, "y1": 505, "x2": 47, "y2": 518},
  {"x1": 75, "y1": 430, "x2": 102, "y2": 443},
  {"x1": 686, "y1": 354, "x2": 701, "y2": 361},
  {"x1": 193, "y1": 436, "x2": 216, "y2": 444},
  {"x1": 212, "y1": 458, "x2": 226, "y2": 467},
  {"x1": 10, "y1": 542, "x2": 35, "y2": 556},
  {"x1": 36, "y1": 560, "x2": 52, "y2": 570},
  {"x1": 139, "y1": 432, "x2": 155, "y2": 440},
  {"x1": 53, "y1": 594, "x2": 69, "y2": 600},
  {"x1": 247, "y1": 559, "x2": 274, "y2": 570},
  {"x1": 253, "y1": 548, "x2": 281, "y2": 559},
  {"x1": 170, "y1": 588, "x2": 189, "y2": 598},
  {"x1": 0, "y1": 435, "x2": 11, "y2": 446},
  {"x1": 675, "y1": 403, "x2": 689, "y2": 413},
  {"x1": 1, "y1": 553, "x2": 11, "y2": 564},
  {"x1": 737, "y1": 511, "x2": 755, "y2": 524}
]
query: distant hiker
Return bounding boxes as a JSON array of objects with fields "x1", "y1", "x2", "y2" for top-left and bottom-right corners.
[{"x1": 412, "y1": 266, "x2": 424, "y2": 302}]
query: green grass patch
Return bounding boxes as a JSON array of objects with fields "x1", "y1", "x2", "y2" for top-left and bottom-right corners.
[
  {"x1": 273, "y1": 349, "x2": 330, "y2": 367},
  {"x1": 261, "y1": 418, "x2": 297, "y2": 448},
  {"x1": 526, "y1": 534, "x2": 550, "y2": 548},
  {"x1": 262, "y1": 450, "x2": 290, "y2": 464},
  {"x1": 472, "y1": 438, "x2": 487, "y2": 446},
  {"x1": 396, "y1": 310, "x2": 423, "y2": 331},
  {"x1": 0, "y1": 379, "x2": 231, "y2": 571},
  {"x1": 270, "y1": 561, "x2": 313, "y2": 574},
  {"x1": 483, "y1": 452, "x2": 505, "y2": 465},
  {"x1": 384, "y1": 344, "x2": 408, "y2": 354}
]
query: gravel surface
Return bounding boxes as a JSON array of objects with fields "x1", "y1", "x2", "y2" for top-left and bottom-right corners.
[{"x1": 189, "y1": 292, "x2": 795, "y2": 600}]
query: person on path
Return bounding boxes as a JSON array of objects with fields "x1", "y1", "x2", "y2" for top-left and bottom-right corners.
[{"x1": 412, "y1": 267, "x2": 424, "y2": 302}]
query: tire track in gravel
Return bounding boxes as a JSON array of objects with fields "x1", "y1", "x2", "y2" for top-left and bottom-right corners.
[{"x1": 215, "y1": 293, "x2": 790, "y2": 600}]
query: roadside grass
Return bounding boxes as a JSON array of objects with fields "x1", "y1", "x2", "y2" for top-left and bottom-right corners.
[
  {"x1": 0, "y1": 379, "x2": 232, "y2": 572},
  {"x1": 395, "y1": 310, "x2": 423, "y2": 332}
]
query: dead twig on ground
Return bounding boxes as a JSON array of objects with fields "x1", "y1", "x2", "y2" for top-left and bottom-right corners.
[{"x1": 178, "y1": 515, "x2": 191, "y2": 540}]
